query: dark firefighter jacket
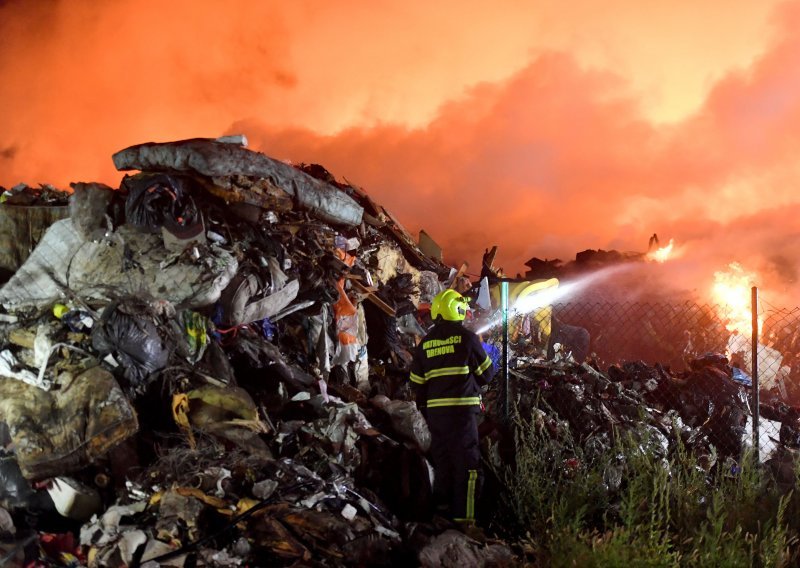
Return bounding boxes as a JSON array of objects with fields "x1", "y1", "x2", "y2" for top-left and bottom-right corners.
[{"x1": 409, "y1": 320, "x2": 495, "y2": 410}]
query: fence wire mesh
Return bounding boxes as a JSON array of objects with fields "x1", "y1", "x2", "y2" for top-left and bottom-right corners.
[{"x1": 479, "y1": 295, "x2": 800, "y2": 469}]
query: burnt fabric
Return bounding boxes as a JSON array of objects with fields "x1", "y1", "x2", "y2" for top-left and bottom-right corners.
[
  {"x1": 0, "y1": 365, "x2": 139, "y2": 480},
  {"x1": 409, "y1": 319, "x2": 494, "y2": 522}
]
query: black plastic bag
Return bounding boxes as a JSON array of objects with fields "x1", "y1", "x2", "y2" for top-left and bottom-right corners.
[
  {"x1": 92, "y1": 303, "x2": 171, "y2": 390},
  {"x1": 122, "y1": 173, "x2": 199, "y2": 234},
  {"x1": 0, "y1": 454, "x2": 53, "y2": 512}
]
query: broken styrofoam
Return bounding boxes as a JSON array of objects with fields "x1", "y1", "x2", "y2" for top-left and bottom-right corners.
[
  {"x1": 47, "y1": 476, "x2": 102, "y2": 521},
  {"x1": 341, "y1": 503, "x2": 358, "y2": 521}
]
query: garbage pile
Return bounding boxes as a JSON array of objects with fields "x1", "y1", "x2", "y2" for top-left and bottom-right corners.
[
  {"x1": 0, "y1": 183, "x2": 71, "y2": 284},
  {"x1": 487, "y1": 349, "x2": 800, "y2": 484},
  {"x1": 0, "y1": 137, "x2": 513, "y2": 566},
  {"x1": 1, "y1": 136, "x2": 799, "y2": 566}
]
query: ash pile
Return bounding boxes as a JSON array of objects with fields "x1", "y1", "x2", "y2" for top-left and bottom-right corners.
[{"x1": 0, "y1": 137, "x2": 513, "y2": 567}]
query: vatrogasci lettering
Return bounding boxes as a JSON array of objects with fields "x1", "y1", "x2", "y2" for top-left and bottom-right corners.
[{"x1": 423, "y1": 334, "x2": 462, "y2": 358}]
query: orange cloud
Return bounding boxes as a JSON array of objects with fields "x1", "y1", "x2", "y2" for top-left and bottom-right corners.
[
  {"x1": 237, "y1": 2, "x2": 800, "y2": 304},
  {"x1": 2, "y1": 0, "x2": 799, "y2": 306}
]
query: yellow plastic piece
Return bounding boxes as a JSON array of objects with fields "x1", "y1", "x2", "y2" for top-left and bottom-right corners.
[
  {"x1": 53, "y1": 303, "x2": 69, "y2": 319},
  {"x1": 172, "y1": 393, "x2": 196, "y2": 449}
]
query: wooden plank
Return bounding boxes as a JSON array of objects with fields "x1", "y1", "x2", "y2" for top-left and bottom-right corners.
[
  {"x1": 362, "y1": 212, "x2": 385, "y2": 227},
  {"x1": 342, "y1": 179, "x2": 383, "y2": 218},
  {"x1": 482, "y1": 246, "x2": 498, "y2": 272},
  {"x1": 382, "y1": 208, "x2": 413, "y2": 238},
  {"x1": 350, "y1": 280, "x2": 396, "y2": 316},
  {"x1": 448, "y1": 262, "x2": 469, "y2": 289},
  {"x1": 380, "y1": 220, "x2": 434, "y2": 269}
]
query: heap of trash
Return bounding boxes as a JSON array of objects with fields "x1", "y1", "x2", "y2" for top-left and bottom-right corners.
[
  {"x1": 0, "y1": 137, "x2": 520, "y2": 566},
  {"x1": 0, "y1": 136, "x2": 799, "y2": 566}
]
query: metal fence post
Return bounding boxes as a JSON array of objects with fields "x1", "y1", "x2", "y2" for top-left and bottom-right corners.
[
  {"x1": 501, "y1": 280, "x2": 509, "y2": 422},
  {"x1": 751, "y1": 286, "x2": 760, "y2": 464}
]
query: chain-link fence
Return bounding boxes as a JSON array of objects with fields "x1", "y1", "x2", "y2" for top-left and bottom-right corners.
[{"x1": 479, "y1": 290, "x2": 800, "y2": 470}]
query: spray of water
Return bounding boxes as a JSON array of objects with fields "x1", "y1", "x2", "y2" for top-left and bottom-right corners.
[{"x1": 474, "y1": 263, "x2": 634, "y2": 335}]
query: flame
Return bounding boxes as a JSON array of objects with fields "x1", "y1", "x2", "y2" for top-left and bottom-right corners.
[
  {"x1": 647, "y1": 238, "x2": 675, "y2": 263},
  {"x1": 711, "y1": 262, "x2": 761, "y2": 335}
]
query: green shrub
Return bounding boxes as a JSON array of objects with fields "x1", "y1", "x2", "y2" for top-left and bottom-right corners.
[{"x1": 496, "y1": 414, "x2": 800, "y2": 567}]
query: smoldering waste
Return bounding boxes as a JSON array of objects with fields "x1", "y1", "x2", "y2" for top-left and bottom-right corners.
[{"x1": 0, "y1": 137, "x2": 796, "y2": 567}]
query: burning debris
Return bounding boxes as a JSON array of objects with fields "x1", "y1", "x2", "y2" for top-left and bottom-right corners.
[{"x1": 0, "y1": 136, "x2": 798, "y2": 566}]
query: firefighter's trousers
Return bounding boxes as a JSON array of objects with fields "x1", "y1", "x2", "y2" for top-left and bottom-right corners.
[{"x1": 427, "y1": 406, "x2": 482, "y2": 523}]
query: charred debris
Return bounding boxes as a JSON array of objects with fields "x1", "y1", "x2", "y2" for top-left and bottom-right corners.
[{"x1": 0, "y1": 137, "x2": 798, "y2": 566}]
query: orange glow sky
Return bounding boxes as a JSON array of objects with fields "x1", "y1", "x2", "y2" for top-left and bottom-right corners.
[{"x1": 2, "y1": 0, "x2": 800, "y2": 303}]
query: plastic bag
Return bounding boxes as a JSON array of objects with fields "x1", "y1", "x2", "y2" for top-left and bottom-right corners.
[
  {"x1": 0, "y1": 454, "x2": 35, "y2": 508},
  {"x1": 0, "y1": 454, "x2": 53, "y2": 511},
  {"x1": 371, "y1": 395, "x2": 431, "y2": 452},
  {"x1": 92, "y1": 303, "x2": 171, "y2": 389},
  {"x1": 122, "y1": 173, "x2": 199, "y2": 234}
]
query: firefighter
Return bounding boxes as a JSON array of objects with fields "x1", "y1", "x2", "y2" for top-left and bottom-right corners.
[{"x1": 410, "y1": 289, "x2": 495, "y2": 526}]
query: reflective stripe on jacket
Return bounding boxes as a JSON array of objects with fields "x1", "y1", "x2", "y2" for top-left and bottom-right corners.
[{"x1": 409, "y1": 320, "x2": 495, "y2": 410}]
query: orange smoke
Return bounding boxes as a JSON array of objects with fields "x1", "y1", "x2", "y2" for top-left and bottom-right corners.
[{"x1": 2, "y1": 0, "x2": 800, "y2": 305}]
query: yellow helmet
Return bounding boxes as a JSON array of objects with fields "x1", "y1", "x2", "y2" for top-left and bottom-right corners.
[{"x1": 431, "y1": 289, "x2": 469, "y2": 322}]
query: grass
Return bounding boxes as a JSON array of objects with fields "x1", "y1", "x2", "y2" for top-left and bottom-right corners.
[{"x1": 492, "y1": 413, "x2": 800, "y2": 567}]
